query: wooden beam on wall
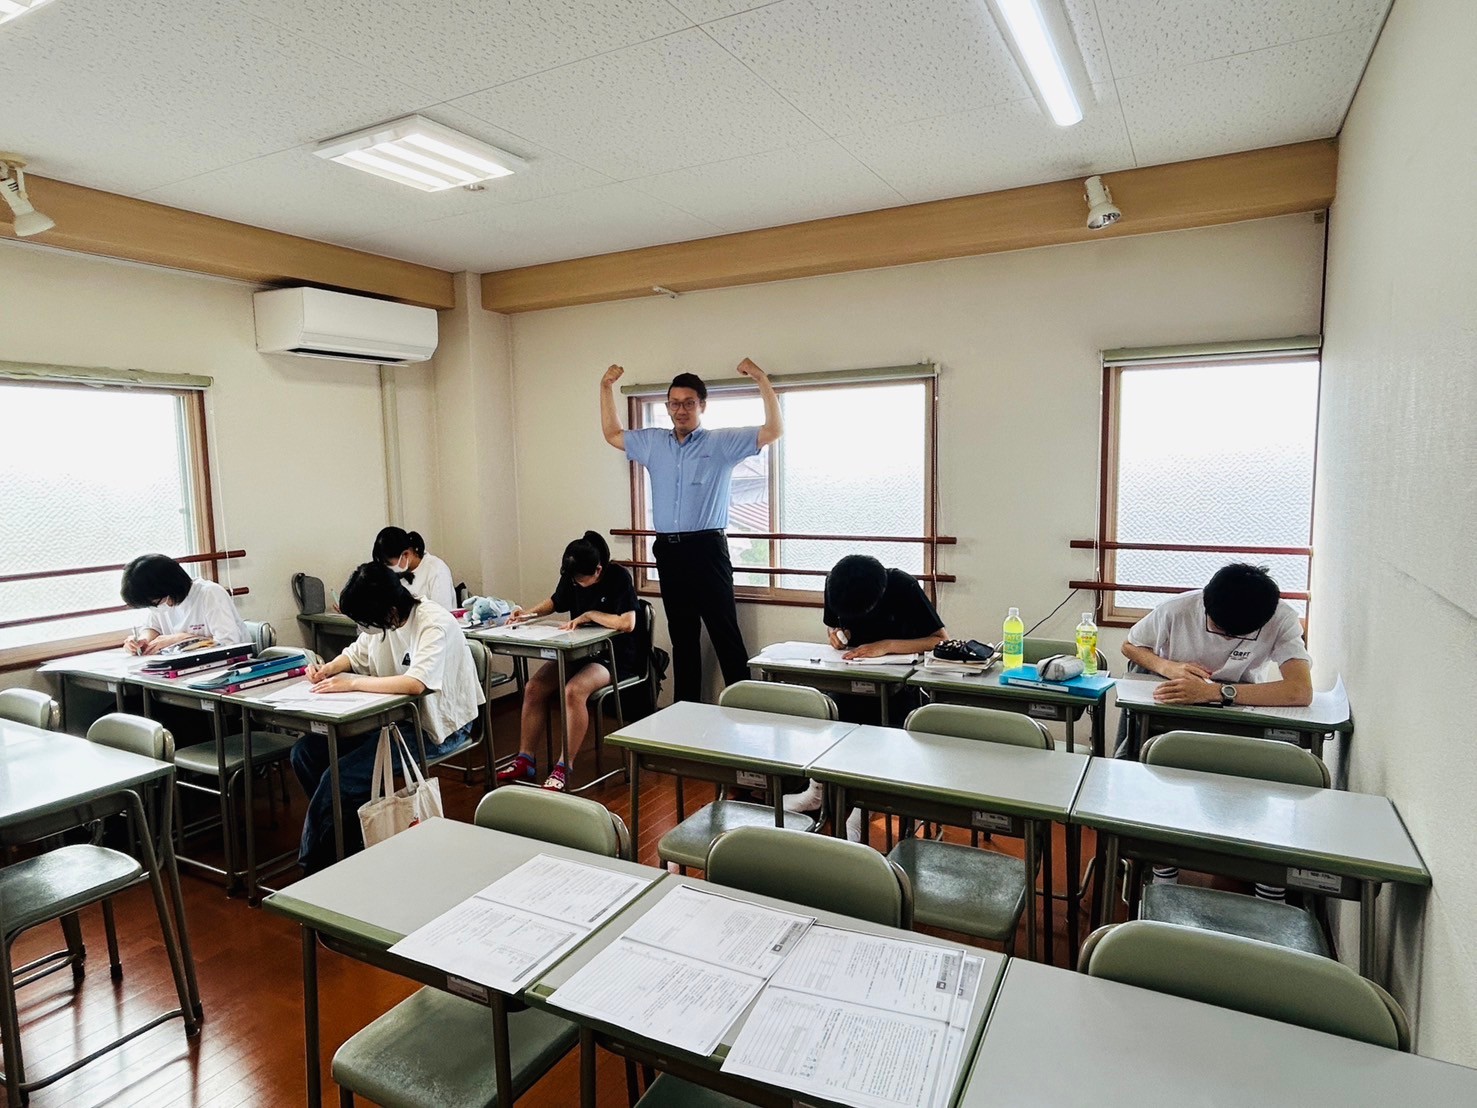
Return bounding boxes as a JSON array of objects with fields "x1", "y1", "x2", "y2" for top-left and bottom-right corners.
[
  {"x1": 481, "y1": 140, "x2": 1337, "y2": 314},
  {"x1": 0, "y1": 176, "x2": 456, "y2": 310}
]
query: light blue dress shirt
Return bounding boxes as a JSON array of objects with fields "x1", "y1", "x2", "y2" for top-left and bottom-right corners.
[{"x1": 625, "y1": 426, "x2": 761, "y2": 533}]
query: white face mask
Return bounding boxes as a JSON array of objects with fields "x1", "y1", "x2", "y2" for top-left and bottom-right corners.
[{"x1": 393, "y1": 555, "x2": 410, "y2": 572}]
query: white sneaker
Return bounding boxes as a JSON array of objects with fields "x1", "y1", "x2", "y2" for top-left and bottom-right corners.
[
  {"x1": 845, "y1": 808, "x2": 864, "y2": 843},
  {"x1": 783, "y1": 779, "x2": 825, "y2": 814}
]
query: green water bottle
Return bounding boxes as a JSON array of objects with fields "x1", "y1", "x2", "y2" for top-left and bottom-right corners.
[
  {"x1": 1076, "y1": 612, "x2": 1099, "y2": 676},
  {"x1": 1003, "y1": 607, "x2": 1024, "y2": 670}
]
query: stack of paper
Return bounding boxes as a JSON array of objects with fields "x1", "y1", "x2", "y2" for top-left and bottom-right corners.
[
  {"x1": 754, "y1": 641, "x2": 922, "y2": 667},
  {"x1": 389, "y1": 854, "x2": 655, "y2": 993}
]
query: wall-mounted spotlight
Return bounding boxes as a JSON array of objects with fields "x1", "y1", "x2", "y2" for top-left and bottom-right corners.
[
  {"x1": 1084, "y1": 175, "x2": 1121, "y2": 230},
  {"x1": 0, "y1": 154, "x2": 55, "y2": 237}
]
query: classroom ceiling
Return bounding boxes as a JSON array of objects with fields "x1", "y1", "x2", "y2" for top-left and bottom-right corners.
[{"x1": 3, "y1": 0, "x2": 1389, "y2": 274}]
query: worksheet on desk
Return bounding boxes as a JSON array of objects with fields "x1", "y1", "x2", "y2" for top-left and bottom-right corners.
[
  {"x1": 246, "y1": 683, "x2": 392, "y2": 714},
  {"x1": 1114, "y1": 674, "x2": 1351, "y2": 725},
  {"x1": 498, "y1": 623, "x2": 572, "y2": 641},
  {"x1": 754, "y1": 642, "x2": 920, "y2": 666},
  {"x1": 476, "y1": 854, "x2": 654, "y2": 929}
]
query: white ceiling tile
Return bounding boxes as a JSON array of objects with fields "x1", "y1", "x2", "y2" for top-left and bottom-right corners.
[
  {"x1": 1063, "y1": 0, "x2": 1116, "y2": 85},
  {"x1": 1119, "y1": 32, "x2": 1371, "y2": 166},
  {"x1": 628, "y1": 141, "x2": 904, "y2": 231},
  {"x1": 838, "y1": 86, "x2": 1136, "y2": 203},
  {"x1": 449, "y1": 29, "x2": 825, "y2": 179},
  {"x1": 345, "y1": 184, "x2": 723, "y2": 271},
  {"x1": 666, "y1": 1, "x2": 781, "y2": 22},
  {"x1": 237, "y1": 0, "x2": 694, "y2": 102},
  {"x1": 702, "y1": 0, "x2": 1033, "y2": 135},
  {"x1": 1096, "y1": 0, "x2": 1389, "y2": 78}
]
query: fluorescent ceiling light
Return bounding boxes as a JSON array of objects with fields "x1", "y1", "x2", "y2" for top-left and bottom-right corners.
[
  {"x1": 314, "y1": 115, "x2": 528, "y2": 192},
  {"x1": 988, "y1": 0, "x2": 1084, "y2": 127},
  {"x1": 0, "y1": 0, "x2": 59, "y2": 26}
]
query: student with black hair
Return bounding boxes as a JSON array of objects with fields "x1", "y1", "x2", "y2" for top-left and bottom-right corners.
[
  {"x1": 600, "y1": 359, "x2": 782, "y2": 702},
  {"x1": 372, "y1": 526, "x2": 456, "y2": 610},
  {"x1": 497, "y1": 531, "x2": 638, "y2": 791},
  {"x1": 291, "y1": 562, "x2": 483, "y2": 872},
  {"x1": 121, "y1": 553, "x2": 250, "y2": 654}
]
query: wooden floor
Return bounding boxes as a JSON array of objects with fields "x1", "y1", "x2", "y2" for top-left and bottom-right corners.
[{"x1": 11, "y1": 703, "x2": 1094, "y2": 1107}]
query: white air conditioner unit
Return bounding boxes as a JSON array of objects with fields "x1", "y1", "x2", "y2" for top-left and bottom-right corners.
[{"x1": 253, "y1": 287, "x2": 438, "y2": 365}]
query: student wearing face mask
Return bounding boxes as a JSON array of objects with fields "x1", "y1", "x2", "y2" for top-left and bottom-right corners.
[
  {"x1": 372, "y1": 526, "x2": 456, "y2": 610},
  {"x1": 121, "y1": 553, "x2": 251, "y2": 654}
]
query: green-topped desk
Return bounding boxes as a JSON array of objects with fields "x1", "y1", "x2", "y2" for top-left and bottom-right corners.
[
  {"x1": 295, "y1": 611, "x2": 358, "y2": 659},
  {"x1": 264, "y1": 817, "x2": 666, "y2": 1108},
  {"x1": 1114, "y1": 675, "x2": 1353, "y2": 759},
  {"x1": 809, "y1": 725, "x2": 1091, "y2": 964},
  {"x1": 1073, "y1": 758, "x2": 1429, "y2": 979},
  {"x1": 747, "y1": 652, "x2": 916, "y2": 725},
  {"x1": 907, "y1": 667, "x2": 1110, "y2": 755},
  {"x1": 37, "y1": 647, "x2": 142, "y2": 731}
]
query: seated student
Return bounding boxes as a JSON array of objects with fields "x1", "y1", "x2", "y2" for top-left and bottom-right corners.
[
  {"x1": 292, "y1": 562, "x2": 482, "y2": 873},
  {"x1": 372, "y1": 526, "x2": 456, "y2": 610},
  {"x1": 121, "y1": 553, "x2": 251, "y2": 654},
  {"x1": 784, "y1": 554, "x2": 947, "y2": 838},
  {"x1": 496, "y1": 531, "x2": 638, "y2": 792}
]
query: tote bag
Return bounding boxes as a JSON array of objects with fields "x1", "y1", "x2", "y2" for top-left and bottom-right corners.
[{"x1": 358, "y1": 726, "x2": 444, "y2": 849}]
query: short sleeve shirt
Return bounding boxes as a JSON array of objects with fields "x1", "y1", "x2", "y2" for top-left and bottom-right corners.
[
  {"x1": 405, "y1": 552, "x2": 456, "y2": 610},
  {"x1": 145, "y1": 578, "x2": 250, "y2": 646},
  {"x1": 1127, "y1": 590, "x2": 1312, "y2": 683},
  {"x1": 552, "y1": 562, "x2": 640, "y2": 676},
  {"x1": 624, "y1": 426, "x2": 761, "y2": 533},
  {"x1": 824, "y1": 569, "x2": 944, "y2": 648}
]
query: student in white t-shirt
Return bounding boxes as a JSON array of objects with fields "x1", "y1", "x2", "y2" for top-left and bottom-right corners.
[
  {"x1": 372, "y1": 526, "x2": 456, "y2": 610},
  {"x1": 290, "y1": 561, "x2": 483, "y2": 873},
  {"x1": 121, "y1": 554, "x2": 251, "y2": 654}
]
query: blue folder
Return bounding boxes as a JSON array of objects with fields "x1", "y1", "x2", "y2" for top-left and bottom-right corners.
[{"x1": 1000, "y1": 665, "x2": 1117, "y2": 698}]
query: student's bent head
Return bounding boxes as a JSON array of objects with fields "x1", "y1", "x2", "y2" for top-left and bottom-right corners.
[
  {"x1": 121, "y1": 554, "x2": 193, "y2": 609},
  {"x1": 826, "y1": 555, "x2": 888, "y2": 624},
  {"x1": 339, "y1": 562, "x2": 419, "y2": 630},
  {"x1": 561, "y1": 531, "x2": 610, "y2": 587},
  {"x1": 372, "y1": 526, "x2": 425, "y2": 569},
  {"x1": 1203, "y1": 563, "x2": 1281, "y2": 637},
  {"x1": 666, "y1": 373, "x2": 707, "y2": 433}
]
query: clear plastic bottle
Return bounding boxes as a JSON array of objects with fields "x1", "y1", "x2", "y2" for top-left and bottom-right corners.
[
  {"x1": 1076, "y1": 612, "x2": 1099, "y2": 676},
  {"x1": 1003, "y1": 607, "x2": 1025, "y2": 670}
]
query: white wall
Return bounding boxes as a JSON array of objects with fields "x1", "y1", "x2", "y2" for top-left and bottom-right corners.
[
  {"x1": 506, "y1": 215, "x2": 1326, "y2": 698},
  {"x1": 1314, "y1": 0, "x2": 1477, "y2": 1064},
  {"x1": 0, "y1": 242, "x2": 439, "y2": 689}
]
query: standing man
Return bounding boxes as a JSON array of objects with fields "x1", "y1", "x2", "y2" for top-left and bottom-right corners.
[{"x1": 601, "y1": 359, "x2": 783, "y2": 701}]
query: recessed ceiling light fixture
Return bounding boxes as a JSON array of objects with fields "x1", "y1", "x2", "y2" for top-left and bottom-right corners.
[
  {"x1": 0, "y1": 0, "x2": 58, "y2": 27},
  {"x1": 985, "y1": 0, "x2": 1086, "y2": 127},
  {"x1": 314, "y1": 115, "x2": 528, "y2": 192}
]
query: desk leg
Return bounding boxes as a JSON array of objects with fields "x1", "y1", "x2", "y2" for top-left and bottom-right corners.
[
  {"x1": 1066, "y1": 823, "x2": 1081, "y2": 969},
  {"x1": 1312, "y1": 731, "x2": 1325, "y2": 759},
  {"x1": 303, "y1": 927, "x2": 322, "y2": 1108},
  {"x1": 629, "y1": 758, "x2": 642, "y2": 862},
  {"x1": 1041, "y1": 821, "x2": 1054, "y2": 967},
  {"x1": 327, "y1": 724, "x2": 345, "y2": 862},
  {"x1": 240, "y1": 703, "x2": 258, "y2": 904},
  {"x1": 211, "y1": 696, "x2": 239, "y2": 892},
  {"x1": 1023, "y1": 818, "x2": 1038, "y2": 962},
  {"x1": 1091, "y1": 703, "x2": 1106, "y2": 759},
  {"x1": 879, "y1": 684, "x2": 890, "y2": 726},
  {"x1": 833, "y1": 788, "x2": 847, "y2": 839},
  {"x1": 771, "y1": 775, "x2": 783, "y2": 829},
  {"x1": 579, "y1": 1027, "x2": 598, "y2": 1108},
  {"x1": 491, "y1": 993, "x2": 514, "y2": 1108},
  {"x1": 158, "y1": 777, "x2": 204, "y2": 1018},
  {"x1": 555, "y1": 651, "x2": 571, "y2": 770},
  {"x1": 1361, "y1": 882, "x2": 1377, "y2": 980},
  {"x1": 1065, "y1": 716, "x2": 1076, "y2": 755},
  {"x1": 127, "y1": 790, "x2": 198, "y2": 1035},
  {"x1": 1098, "y1": 834, "x2": 1121, "y2": 929}
]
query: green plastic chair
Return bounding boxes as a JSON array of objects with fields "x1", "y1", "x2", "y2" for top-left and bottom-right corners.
[
  {"x1": 0, "y1": 689, "x2": 60, "y2": 731},
  {"x1": 242, "y1": 619, "x2": 276, "y2": 652},
  {"x1": 333, "y1": 790, "x2": 632, "y2": 1108},
  {"x1": 1081, "y1": 920, "x2": 1410, "y2": 1050},
  {"x1": 656, "y1": 682, "x2": 836, "y2": 872},
  {"x1": 1136, "y1": 731, "x2": 1331, "y2": 956},
  {"x1": 885, "y1": 704, "x2": 1051, "y2": 953}
]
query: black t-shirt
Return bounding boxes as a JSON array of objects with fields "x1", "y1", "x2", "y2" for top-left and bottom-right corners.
[
  {"x1": 823, "y1": 568, "x2": 943, "y2": 648},
  {"x1": 551, "y1": 561, "x2": 640, "y2": 676}
]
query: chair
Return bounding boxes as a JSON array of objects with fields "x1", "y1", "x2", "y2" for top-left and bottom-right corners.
[
  {"x1": 583, "y1": 600, "x2": 658, "y2": 788},
  {"x1": 0, "y1": 690, "x2": 60, "y2": 732},
  {"x1": 885, "y1": 704, "x2": 1051, "y2": 955},
  {"x1": 1132, "y1": 731, "x2": 1331, "y2": 956},
  {"x1": 1080, "y1": 920, "x2": 1410, "y2": 1050},
  {"x1": 332, "y1": 790, "x2": 632, "y2": 1108},
  {"x1": 656, "y1": 681, "x2": 834, "y2": 873},
  {"x1": 1023, "y1": 635, "x2": 1109, "y2": 674},
  {"x1": 429, "y1": 640, "x2": 513, "y2": 783},
  {"x1": 242, "y1": 619, "x2": 276, "y2": 652}
]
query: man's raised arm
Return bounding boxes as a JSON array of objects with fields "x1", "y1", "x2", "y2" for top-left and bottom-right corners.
[{"x1": 600, "y1": 364, "x2": 626, "y2": 450}]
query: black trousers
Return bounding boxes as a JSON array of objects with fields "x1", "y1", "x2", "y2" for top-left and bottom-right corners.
[{"x1": 652, "y1": 531, "x2": 750, "y2": 702}]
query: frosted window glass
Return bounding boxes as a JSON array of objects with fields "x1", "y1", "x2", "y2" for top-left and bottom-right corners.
[
  {"x1": 0, "y1": 385, "x2": 197, "y2": 650},
  {"x1": 1114, "y1": 360, "x2": 1318, "y2": 613}
]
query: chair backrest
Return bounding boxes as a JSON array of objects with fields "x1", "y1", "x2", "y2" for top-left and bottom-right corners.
[
  {"x1": 261, "y1": 645, "x2": 322, "y2": 667},
  {"x1": 719, "y1": 680, "x2": 838, "y2": 720},
  {"x1": 474, "y1": 788, "x2": 631, "y2": 860},
  {"x1": 706, "y1": 826, "x2": 913, "y2": 928},
  {"x1": 635, "y1": 599, "x2": 655, "y2": 681},
  {"x1": 0, "y1": 688, "x2": 61, "y2": 731},
  {"x1": 1143, "y1": 730, "x2": 1330, "y2": 788},
  {"x1": 1080, "y1": 920, "x2": 1410, "y2": 1050},
  {"x1": 468, "y1": 639, "x2": 491, "y2": 688},
  {"x1": 1023, "y1": 635, "x2": 1108, "y2": 674},
  {"x1": 244, "y1": 620, "x2": 277, "y2": 652},
  {"x1": 904, "y1": 703, "x2": 1052, "y2": 750},
  {"x1": 87, "y1": 712, "x2": 174, "y2": 760}
]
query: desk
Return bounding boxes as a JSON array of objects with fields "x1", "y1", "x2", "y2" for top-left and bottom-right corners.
[
  {"x1": 38, "y1": 648, "x2": 141, "y2": 731},
  {"x1": 809, "y1": 726, "x2": 1091, "y2": 964},
  {"x1": 605, "y1": 701, "x2": 857, "y2": 855},
  {"x1": 0, "y1": 719, "x2": 202, "y2": 1021},
  {"x1": 526, "y1": 872, "x2": 1006, "y2": 1108},
  {"x1": 747, "y1": 654, "x2": 916, "y2": 725},
  {"x1": 960, "y1": 957, "x2": 1477, "y2": 1106},
  {"x1": 1073, "y1": 758, "x2": 1429, "y2": 978},
  {"x1": 264, "y1": 817, "x2": 665, "y2": 1108},
  {"x1": 907, "y1": 668, "x2": 1110, "y2": 755},
  {"x1": 295, "y1": 611, "x2": 358, "y2": 659},
  {"x1": 1114, "y1": 676, "x2": 1353, "y2": 759}
]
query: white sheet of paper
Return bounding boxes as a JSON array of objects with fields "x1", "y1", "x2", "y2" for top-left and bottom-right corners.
[
  {"x1": 476, "y1": 854, "x2": 653, "y2": 929},
  {"x1": 499, "y1": 623, "x2": 571, "y2": 641},
  {"x1": 754, "y1": 641, "x2": 847, "y2": 664},
  {"x1": 388, "y1": 897, "x2": 586, "y2": 992},
  {"x1": 620, "y1": 886, "x2": 812, "y2": 977},
  {"x1": 246, "y1": 681, "x2": 395, "y2": 714},
  {"x1": 39, "y1": 649, "x2": 149, "y2": 678},
  {"x1": 767, "y1": 928, "x2": 964, "y2": 1021},
  {"x1": 1114, "y1": 674, "x2": 1350, "y2": 725},
  {"x1": 550, "y1": 939, "x2": 765, "y2": 1056}
]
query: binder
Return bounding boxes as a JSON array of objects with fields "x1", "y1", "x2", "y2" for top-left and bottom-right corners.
[
  {"x1": 188, "y1": 653, "x2": 309, "y2": 694},
  {"x1": 1000, "y1": 664, "x2": 1116, "y2": 697}
]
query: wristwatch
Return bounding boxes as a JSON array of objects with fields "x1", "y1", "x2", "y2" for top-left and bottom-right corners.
[{"x1": 1220, "y1": 683, "x2": 1237, "y2": 707}]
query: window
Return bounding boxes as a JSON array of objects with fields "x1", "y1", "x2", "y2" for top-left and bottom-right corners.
[
  {"x1": 1097, "y1": 351, "x2": 1320, "y2": 625},
  {"x1": 0, "y1": 379, "x2": 217, "y2": 666},
  {"x1": 627, "y1": 373, "x2": 941, "y2": 604}
]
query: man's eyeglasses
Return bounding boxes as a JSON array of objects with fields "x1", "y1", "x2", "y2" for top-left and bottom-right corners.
[
  {"x1": 1205, "y1": 615, "x2": 1260, "y2": 641},
  {"x1": 666, "y1": 399, "x2": 699, "y2": 412}
]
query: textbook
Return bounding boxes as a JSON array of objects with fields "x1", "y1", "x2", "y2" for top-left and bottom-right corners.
[
  {"x1": 1000, "y1": 665, "x2": 1116, "y2": 698},
  {"x1": 139, "y1": 642, "x2": 255, "y2": 678}
]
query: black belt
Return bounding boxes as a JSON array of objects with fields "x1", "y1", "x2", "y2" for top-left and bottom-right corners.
[{"x1": 655, "y1": 529, "x2": 725, "y2": 544}]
